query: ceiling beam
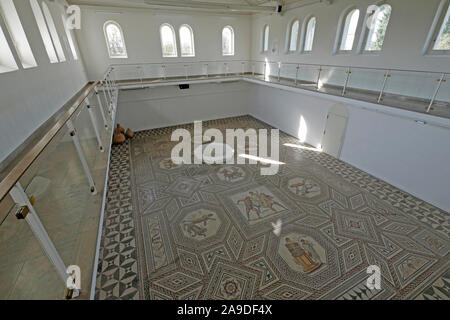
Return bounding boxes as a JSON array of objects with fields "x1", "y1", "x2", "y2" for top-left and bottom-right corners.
[{"x1": 142, "y1": 0, "x2": 277, "y2": 13}]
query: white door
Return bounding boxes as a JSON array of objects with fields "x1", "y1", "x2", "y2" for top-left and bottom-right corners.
[{"x1": 322, "y1": 112, "x2": 348, "y2": 158}]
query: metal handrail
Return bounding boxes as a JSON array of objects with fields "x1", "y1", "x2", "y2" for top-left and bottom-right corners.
[
  {"x1": 0, "y1": 81, "x2": 104, "y2": 202},
  {"x1": 110, "y1": 59, "x2": 449, "y2": 75}
]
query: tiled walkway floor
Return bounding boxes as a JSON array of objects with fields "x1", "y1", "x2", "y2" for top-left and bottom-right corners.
[{"x1": 95, "y1": 115, "x2": 449, "y2": 300}]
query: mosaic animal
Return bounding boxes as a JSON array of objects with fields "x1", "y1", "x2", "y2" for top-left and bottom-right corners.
[
  {"x1": 182, "y1": 213, "x2": 216, "y2": 237},
  {"x1": 290, "y1": 180, "x2": 316, "y2": 196},
  {"x1": 219, "y1": 167, "x2": 243, "y2": 181}
]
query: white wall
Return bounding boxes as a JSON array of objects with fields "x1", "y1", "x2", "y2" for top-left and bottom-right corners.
[
  {"x1": 247, "y1": 81, "x2": 450, "y2": 212},
  {"x1": 75, "y1": 6, "x2": 252, "y2": 80},
  {"x1": 251, "y1": 0, "x2": 450, "y2": 73},
  {"x1": 116, "y1": 81, "x2": 251, "y2": 131},
  {"x1": 0, "y1": 0, "x2": 87, "y2": 165}
]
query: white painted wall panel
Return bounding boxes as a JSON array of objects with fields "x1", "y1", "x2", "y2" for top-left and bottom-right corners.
[
  {"x1": 75, "y1": 6, "x2": 252, "y2": 80},
  {"x1": 0, "y1": 0, "x2": 87, "y2": 164},
  {"x1": 116, "y1": 81, "x2": 251, "y2": 131}
]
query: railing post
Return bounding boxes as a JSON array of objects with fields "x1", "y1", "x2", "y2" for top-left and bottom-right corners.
[
  {"x1": 85, "y1": 98, "x2": 104, "y2": 152},
  {"x1": 426, "y1": 73, "x2": 446, "y2": 113},
  {"x1": 241, "y1": 62, "x2": 245, "y2": 76},
  {"x1": 316, "y1": 66, "x2": 322, "y2": 90},
  {"x1": 295, "y1": 64, "x2": 300, "y2": 86},
  {"x1": 105, "y1": 72, "x2": 113, "y2": 97},
  {"x1": 205, "y1": 63, "x2": 209, "y2": 79},
  {"x1": 263, "y1": 62, "x2": 267, "y2": 80},
  {"x1": 137, "y1": 66, "x2": 143, "y2": 88},
  {"x1": 378, "y1": 70, "x2": 391, "y2": 103},
  {"x1": 101, "y1": 81, "x2": 111, "y2": 115},
  {"x1": 161, "y1": 65, "x2": 166, "y2": 80},
  {"x1": 66, "y1": 120, "x2": 97, "y2": 195},
  {"x1": 9, "y1": 182, "x2": 79, "y2": 298},
  {"x1": 94, "y1": 87, "x2": 108, "y2": 130},
  {"x1": 278, "y1": 62, "x2": 281, "y2": 82},
  {"x1": 184, "y1": 64, "x2": 189, "y2": 80},
  {"x1": 252, "y1": 63, "x2": 255, "y2": 77},
  {"x1": 103, "y1": 79, "x2": 113, "y2": 106},
  {"x1": 224, "y1": 63, "x2": 228, "y2": 77},
  {"x1": 342, "y1": 67, "x2": 351, "y2": 96}
]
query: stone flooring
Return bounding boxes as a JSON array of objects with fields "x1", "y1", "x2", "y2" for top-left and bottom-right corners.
[
  {"x1": 95, "y1": 115, "x2": 449, "y2": 300},
  {"x1": 0, "y1": 105, "x2": 111, "y2": 300}
]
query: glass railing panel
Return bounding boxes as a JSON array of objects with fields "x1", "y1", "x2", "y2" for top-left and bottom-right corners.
[
  {"x1": 279, "y1": 63, "x2": 297, "y2": 85},
  {"x1": 0, "y1": 123, "x2": 81, "y2": 299},
  {"x1": 139, "y1": 64, "x2": 159, "y2": 80},
  {"x1": 344, "y1": 68, "x2": 386, "y2": 103},
  {"x1": 0, "y1": 192, "x2": 62, "y2": 299},
  {"x1": 73, "y1": 106, "x2": 102, "y2": 176},
  {"x1": 113, "y1": 64, "x2": 138, "y2": 80},
  {"x1": 239, "y1": 61, "x2": 251, "y2": 75},
  {"x1": 318, "y1": 66, "x2": 348, "y2": 95},
  {"x1": 188, "y1": 63, "x2": 204, "y2": 78},
  {"x1": 15, "y1": 105, "x2": 107, "y2": 299},
  {"x1": 382, "y1": 70, "x2": 437, "y2": 113},
  {"x1": 251, "y1": 61, "x2": 265, "y2": 79},
  {"x1": 433, "y1": 74, "x2": 450, "y2": 117},
  {"x1": 297, "y1": 65, "x2": 320, "y2": 90},
  {"x1": 164, "y1": 63, "x2": 186, "y2": 79}
]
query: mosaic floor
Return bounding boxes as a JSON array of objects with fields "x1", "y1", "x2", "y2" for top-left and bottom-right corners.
[{"x1": 95, "y1": 115, "x2": 449, "y2": 300}]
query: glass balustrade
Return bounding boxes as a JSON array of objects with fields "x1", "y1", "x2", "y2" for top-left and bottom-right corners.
[
  {"x1": 110, "y1": 60, "x2": 448, "y2": 118},
  {"x1": 0, "y1": 76, "x2": 117, "y2": 299}
]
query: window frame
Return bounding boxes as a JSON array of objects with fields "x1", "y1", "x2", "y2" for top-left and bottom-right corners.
[
  {"x1": 179, "y1": 24, "x2": 195, "y2": 57},
  {"x1": 336, "y1": 8, "x2": 360, "y2": 53},
  {"x1": 424, "y1": 0, "x2": 450, "y2": 56},
  {"x1": 287, "y1": 19, "x2": 300, "y2": 53},
  {"x1": 61, "y1": 13, "x2": 78, "y2": 60},
  {"x1": 42, "y1": 1, "x2": 66, "y2": 62},
  {"x1": 302, "y1": 16, "x2": 316, "y2": 53},
  {"x1": 0, "y1": 0, "x2": 37, "y2": 68},
  {"x1": 103, "y1": 20, "x2": 128, "y2": 59},
  {"x1": 160, "y1": 23, "x2": 178, "y2": 58},
  {"x1": 0, "y1": 17, "x2": 18, "y2": 73},
  {"x1": 222, "y1": 25, "x2": 234, "y2": 56},
  {"x1": 360, "y1": 3, "x2": 392, "y2": 53},
  {"x1": 262, "y1": 24, "x2": 269, "y2": 53},
  {"x1": 30, "y1": 0, "x2": 58, "y2": 63}
]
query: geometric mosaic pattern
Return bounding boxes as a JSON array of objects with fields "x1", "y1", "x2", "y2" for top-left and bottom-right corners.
[{"x1": 96, "y1": 115, "x2": 450, "y2": 300}]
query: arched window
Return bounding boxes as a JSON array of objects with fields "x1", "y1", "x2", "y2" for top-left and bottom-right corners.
[
  {"x1": 222, "y1": 26, "x2": 234, "y2": 56},
  {"x1": 340, "y1": 9, "x2": 360, "y2": 51},
  {"x1": 42, "y1": 2, "x2": 66, "y2": 62},
  {"x1": 288, "y1": 20, "x2": 300, "y2": 52},
  {"x1": 0, "y1": 22, "x2": 18, "y2": 73},
  {"x1": 262, "y1": 25, "x2": 270, "y2": 52},
  {"x1": 364, "y1": 4, "x2": 392, "y2": 51},
  {"x1": 0, "y1": 0, "x2": 37, "y2": 68},
  {"x1": 179, "y1": 24, "x2": 195, "y2": 57},
  {"x1": 61, "y1": 14, "x2": 78, "y2": 60},
  {"x1": 30, "y1": 0, "x2": 58, "y2": 63},
  {"x1": 104, "y1": 21, "x2": 127, "y2": 58},
  {"x1": 433, "y1": 2, "x2": 450, "y2": 51},
  {"x1": 160, "y1": 23, "x2": 177, "y2": 57},
  {"x1": 303, "y1": 17, "x2": 316, "y2": 52}
]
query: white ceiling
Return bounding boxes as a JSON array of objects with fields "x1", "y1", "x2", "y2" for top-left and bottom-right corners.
[{"x1": 66, "y1": 0, "x2": 305, "y2": 14}]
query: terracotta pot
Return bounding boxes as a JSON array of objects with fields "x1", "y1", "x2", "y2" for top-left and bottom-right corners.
[
  {"x1": 113, "y1": 133, "x2": 126, "y2": 144},
  {"x1": 116, "y1": 123, "x2": 125, "y2": 134},
  {"x1": 125, "y1": 128, "x2": 134, "y2": 139}
]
